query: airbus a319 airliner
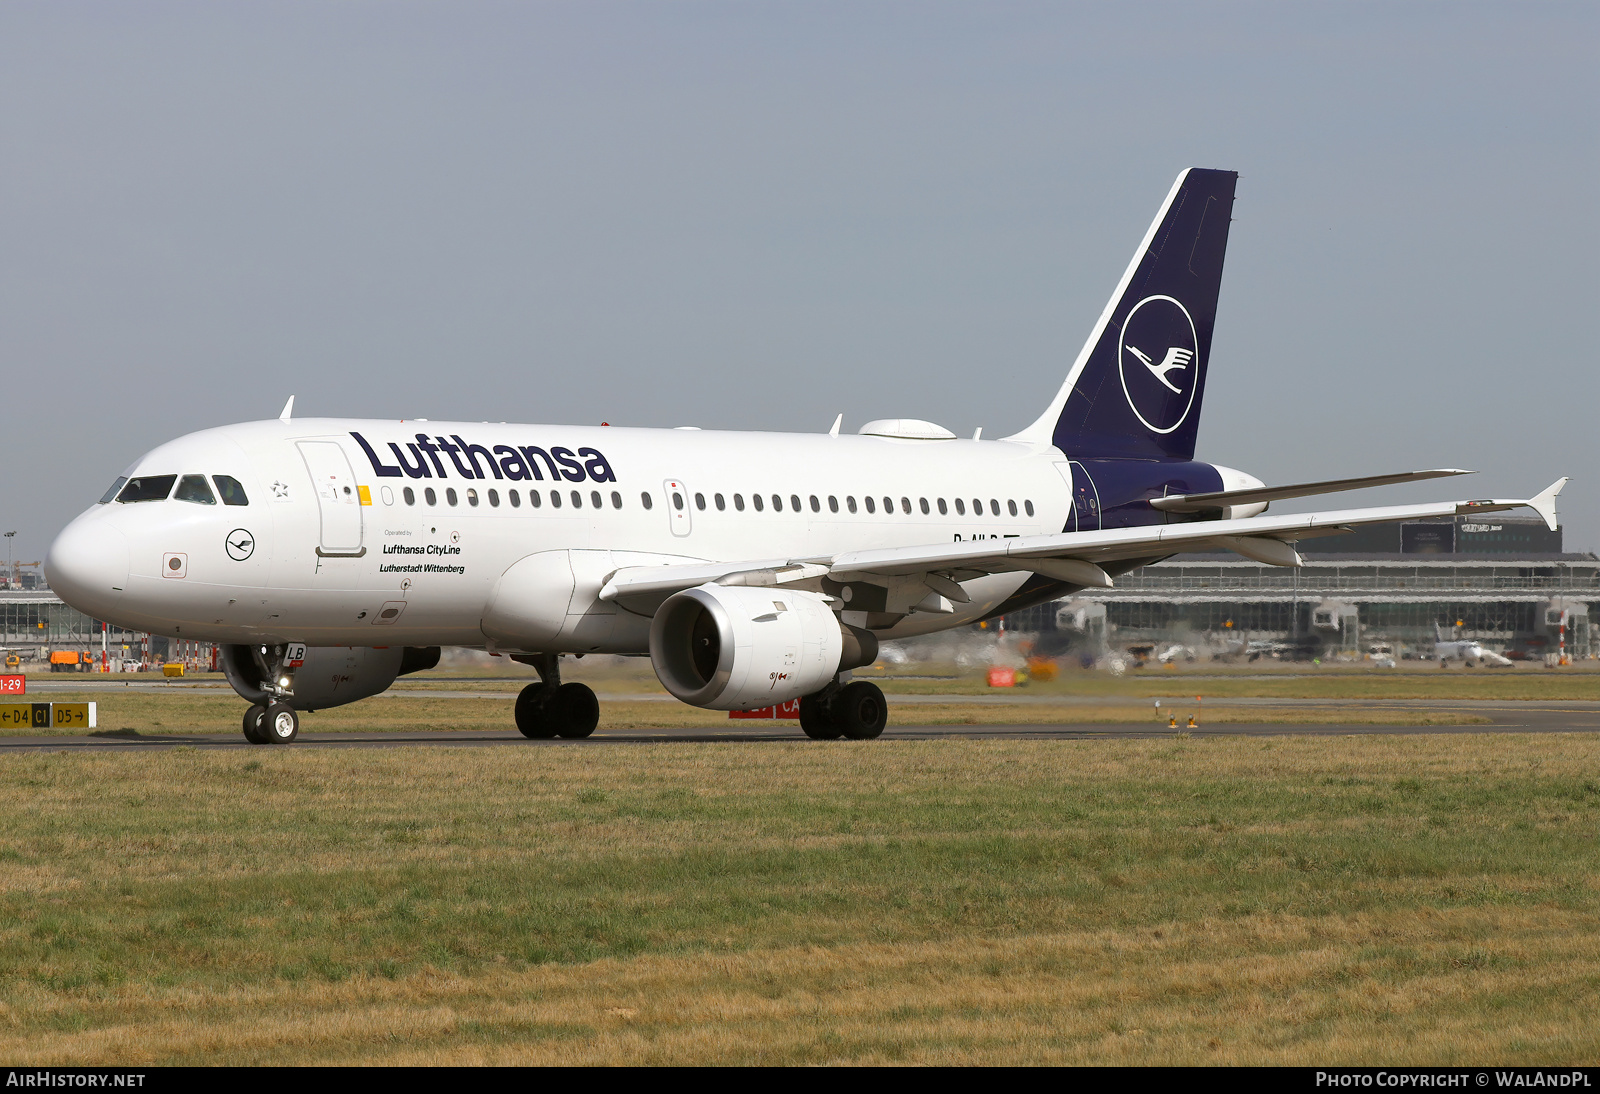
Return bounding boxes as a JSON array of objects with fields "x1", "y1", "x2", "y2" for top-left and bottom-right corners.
[{"x1": 46, "y1": 169, "x2": 1565, "y2": 744}]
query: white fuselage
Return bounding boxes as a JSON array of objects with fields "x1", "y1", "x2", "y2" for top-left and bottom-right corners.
[{"x1": 48, "y1": 418, "x2": 1091, "y2": 651}]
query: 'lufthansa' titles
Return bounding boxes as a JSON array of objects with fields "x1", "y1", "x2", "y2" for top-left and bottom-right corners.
[{"x1": 351, "y1": 432, "x2": 616, "y2": 483}]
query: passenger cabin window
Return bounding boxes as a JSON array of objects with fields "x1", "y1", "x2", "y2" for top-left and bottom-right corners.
[
  {"x1": 99, "y1": 477, "x2": 128, "y2": 504},
  {"x1": 611, "y1": 491, "x2": 623, "y2": 509},
  {"x1": 510, "y1": 489, "x2": 522, "y2": 508},
  {"x1": 174, "y1": 475, "x2": 216, "y2": 505},
  {"x1": 640, "y1": 492, "x2": 652, "y2": 510},
  {"x1": 1024, "y1": 500, "x2": 1034, "y2": 516},
  {"x1": 919, "y1": 498, "x2": 929, "y2": 515},
  {"x1": 591, "y1": 490, "x2": 602, "y2": 508},
  {"x1": 550, "y1": 490, "x2": 562, "y2": 508},
  {"x1": 117, "y1": 475, "x2": 176, "y2": 503},
  {"x1": 828, "y1": 496, "x2": 839, "y2": 513},
  {"x1": 937, "y1": 498, "x2": 948, "y2": 515},
  {"x1": 753, "y1": 494, "x2": 764, "y2": 512},
  {"x1": 213, "y1": 476, "x2": 249, "y2": 506},
  {"x1": 846, "y1": 496, "x2": 857, "y2": 513},
  {"x1": 1007, "y1": 500, "x2": 1018, "y2": 517},
  {"x1": 792, "y1": 495, "x2": 802, "y2": 512},
  {"x1": 955, "y1": 498, "x2": 965, "y2": 515},
  {"x1": 425, "y1": 488, "x2": 437, "y2": 506},
  {"x1": 770, "y1": 495, "x2": 781, "y2": 512},
  {"x1": 446, "y1": 488, "x2": 459, "y2": 506},
  {"x1": 529, "y1": 490, "x2": 541, "y2": 508},
  {"x1": 989, "y1": 499, "x2": 1000, "y2": 516},
  {"x1": 695, "y1": 492, "x2": 706, "y2": 511},
  {"x1": 488, "y1": 489, "x2": 500, "y2": 507},
  {"x1": 715, "y1": 493, "x2": 726, "y2": 511},
  {"x1": 571, "y1": 490, "x2": 583, "y2": 508},
  {"x1": 733, "y1": 494, "x2": 745, "y2": 511},
  {"x1": 884, "y1": 496, "x2": 894, "y2": 514},
  {"x1": 864, "y1": 497, "x2": 875, "y2": 514},
  {"x1": 467, "y1": 488, "x2": 479, "y2": 507},
  {"x1": 404, "y1": 487, "x2": 416, "y2": 506},
  {"x1": 972, "y1": 498, "x2": 982, "y2": 515}
]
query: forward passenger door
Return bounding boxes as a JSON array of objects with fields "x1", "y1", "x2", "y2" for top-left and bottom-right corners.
[{"x1": 298, "y1": 441, "x2": 365, "y2": 556}]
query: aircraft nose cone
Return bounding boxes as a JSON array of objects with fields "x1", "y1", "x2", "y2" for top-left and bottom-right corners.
[{"x1": 45, "y1": 517, "x2": 129, "y2": 617}]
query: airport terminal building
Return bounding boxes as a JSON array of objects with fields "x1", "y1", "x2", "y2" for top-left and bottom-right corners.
[{"x1": 1008, "y1": 516, "x2": 1597, "y2": 661}]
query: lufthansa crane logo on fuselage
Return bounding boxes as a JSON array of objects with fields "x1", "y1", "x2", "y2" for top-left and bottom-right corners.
[
  {"x1": 225, "y1": 529, "x2": 255, "y2": 561},
  {"x1": 1118, "y1": 295, "x2": 1199, "y2": 434}
]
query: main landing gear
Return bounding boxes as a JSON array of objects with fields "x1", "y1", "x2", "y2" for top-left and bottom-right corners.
[
  {"x1": 799, "y1": 679, "x2": 887, "y2": 740},
  {"x1": 512, "y1": 653, "x2": 599, "y2": 740}
]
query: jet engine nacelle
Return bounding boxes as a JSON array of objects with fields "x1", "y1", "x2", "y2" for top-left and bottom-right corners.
[
  {"x1": 220, "y1": 644, "x2": 440, "y2": 711},
  {"x1": 649, "y1": 584, "x2": 877, "y2": 710}
]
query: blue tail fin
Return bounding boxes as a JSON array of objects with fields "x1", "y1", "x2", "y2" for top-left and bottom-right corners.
[{"x1": 1008, "y1": 168, "x2": 1237, "y2": 460}]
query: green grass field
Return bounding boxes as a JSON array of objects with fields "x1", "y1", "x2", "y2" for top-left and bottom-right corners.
[{"x1": 0, "y1": 734, "x2": 1595, "y2": 1064}]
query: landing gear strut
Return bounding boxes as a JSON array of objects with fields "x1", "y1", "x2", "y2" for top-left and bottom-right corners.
[
  {"x1": 512, "y1": 653, "x2": 599, "y2": 740},
  {"x1": 800, "y1": 679, "x2": 887, "y2": 740}
]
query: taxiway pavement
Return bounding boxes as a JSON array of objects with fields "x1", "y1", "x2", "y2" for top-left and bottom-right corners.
[{"x1": 2, "y1": 700, "x2": 1596, "y2": 752}]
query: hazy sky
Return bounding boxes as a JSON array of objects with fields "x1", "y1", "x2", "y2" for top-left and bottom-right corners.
[{"x1": 3, "y1": 1, "x2": 1596, "y2": 567}]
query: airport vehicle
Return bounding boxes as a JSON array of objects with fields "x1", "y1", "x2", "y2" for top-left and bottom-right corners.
[
  {"x1": 45, "y1": 169, "x2": 1566, "y2": 744},
  {"x1": 47, "y1": 650, "x2": 92, "y2": 673}
]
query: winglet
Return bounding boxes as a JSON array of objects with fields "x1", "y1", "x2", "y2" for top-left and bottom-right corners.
[
  {"x1": 1529, "y1": 477, "x2": 1568, "y2": 532},
  {"x1": 278, "y1": 395, "x2": 295, "y2": 423},
  {"x1": 828, "y1": 413, "x2": 842, "y2": 437}
]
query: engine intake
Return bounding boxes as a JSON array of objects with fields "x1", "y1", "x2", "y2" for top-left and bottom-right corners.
[{"x1": 649, "y1": 584, "x2": 876, "y2": 710}]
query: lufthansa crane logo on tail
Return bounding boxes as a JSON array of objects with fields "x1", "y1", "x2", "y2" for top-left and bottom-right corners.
[
  {"x1": 1118, "y1": 295, "x2": 1200, "y2": 434},
  {"x1": 1124, "y1": 345, "x2": 1193, "y2": 393}
]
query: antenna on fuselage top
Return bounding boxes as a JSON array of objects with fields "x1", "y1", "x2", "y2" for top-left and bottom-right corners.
[
  {"x1": 278, "y1": 395, "x2": 295, "y2": 423},
  {"x1": 828, "y1": 413, "x2": 842, "y2": 437}
]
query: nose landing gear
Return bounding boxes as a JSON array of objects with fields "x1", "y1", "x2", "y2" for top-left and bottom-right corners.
[
  {"x1": 511, "y1": 653, "x2": 599, "y2": 739},
  {"x1": 243, "y1": 700, "x2": 300, "y2": 743},
  {"x1": 234, "y1": 643, "x2": 304, "y2": 745}
]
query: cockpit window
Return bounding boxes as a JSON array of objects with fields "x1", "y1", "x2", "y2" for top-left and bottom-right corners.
[
  {"x1": 116, "y1": 475, "x2": 177, "y2": 504},
  {"x1": 212, "y1": 475, "x2": 249, "y2": 506},
  {"x1": 99, "y1": 477, "x2": 128, "y2": 504},
  {"x1": 174, "y1": 475, "x2": 216, "y2": 505}
]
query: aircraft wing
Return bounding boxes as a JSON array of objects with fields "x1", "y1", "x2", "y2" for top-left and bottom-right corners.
[
  {"x1": 1149, "y1": 468, "x2": 1474, "y2": 513},
  {"x1": 598, "y1": 478, "x2": 1566, "y2": 612}
]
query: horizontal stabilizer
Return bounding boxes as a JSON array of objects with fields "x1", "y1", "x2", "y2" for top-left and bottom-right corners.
[{"x1": 1150, "y1": 469, "x2": 1474, "y2": 513}]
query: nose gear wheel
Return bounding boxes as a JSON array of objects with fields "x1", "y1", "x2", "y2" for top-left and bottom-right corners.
[
  {"x1": 263, "y1": 702, "x2": 299, "y2": 743},
  {"x1": 242, "y1": 704, "x2": 270, "y2": 744}
]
